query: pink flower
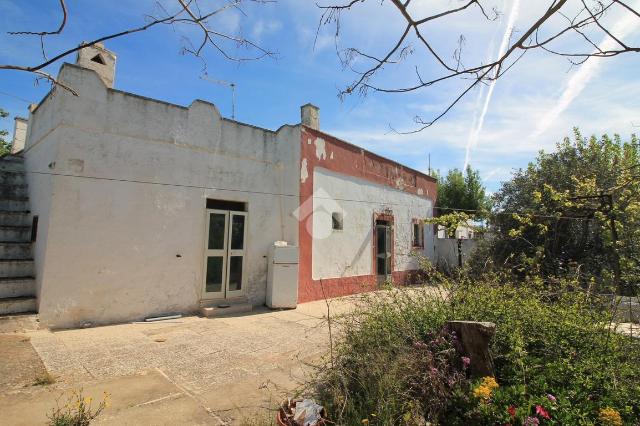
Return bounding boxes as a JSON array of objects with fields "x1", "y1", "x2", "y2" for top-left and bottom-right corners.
[
  {"x1": 535, "y1": 405, "x2": 551, "y2": 420},
  {"x1": 507, "y1": 405, "x2": 517, "y2": 417},
  {"x1": 461, "y1": 356, "x2": 471, "y2": 368},
  {"x1": 524, "y1": 417, "x2": 540, "y2": 426},
  {"x1": 546, "y1": 394, "x2": 557, "y2": 403}
]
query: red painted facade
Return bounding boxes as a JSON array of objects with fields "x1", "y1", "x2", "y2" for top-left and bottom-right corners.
[{"x1": 298, "y1": 126, "x2": 438, "y2": 303}]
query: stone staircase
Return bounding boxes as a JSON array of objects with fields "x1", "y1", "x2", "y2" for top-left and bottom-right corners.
[{"x1": 0, "y1": 154, "x2": 36, "y2": 315}]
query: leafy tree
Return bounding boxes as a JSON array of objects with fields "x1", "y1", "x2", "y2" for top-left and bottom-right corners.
[
  {"x1": 427, "y1": 166, "x2": 490, "y2": 239},
  {"x1": 484, "y1": 129, "x2": 639, "y2": 295},
  {"x1": 437, "y1": 166, "x2": 491, "y2": 214},
  {"x1": 0, "y1": 108, "x2": 11, "y2": 156}
]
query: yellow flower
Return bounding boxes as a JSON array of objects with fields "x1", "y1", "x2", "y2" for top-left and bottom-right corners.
[
  {"x1": 481, "y1": 376, "x2": 499, "y2": 390},
  {"x1": 598, "y1": 407, "x2": 622, "y2": 426},
  {"x1": 473, "y1": 385, "x2": 492, "y2": 401},
  {"x1": 473, "y1": 377, "x2": 499, "y2": 402},
  {"x1": 361, "y1": 419, "x2": 369, "y2": 424}
]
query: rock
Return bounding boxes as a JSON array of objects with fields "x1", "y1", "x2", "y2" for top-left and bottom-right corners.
[{"x1": 447, "y1": 320, "x2": 496, "y2": 378}]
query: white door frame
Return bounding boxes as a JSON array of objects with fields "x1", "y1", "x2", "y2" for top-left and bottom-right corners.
[{"x1": 202, "y1": 209, "x2": 247, "y2": 300}]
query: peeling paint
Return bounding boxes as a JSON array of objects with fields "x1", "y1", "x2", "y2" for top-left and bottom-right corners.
[
  {"x1": 417, "y1": 188, "x2": 424, "y2": 195},
  {"x1": 330, "y1": 151, "x2": 334, "y2": 160},
  {"x1": 314, "y1": 137, "x2": 327, "y2": 160},
  {"x1": 301, "y1": 158, "x2": 309, "y2": 183}
]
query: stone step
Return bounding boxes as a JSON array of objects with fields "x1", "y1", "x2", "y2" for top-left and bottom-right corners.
[
  {"x1": 0, "y1": 184, "x2": 28, "y2": 198},
  {"x1": 0, "y1": 226, "x2": 31, "y2": 242},
  {"x1": 0, "y1": 198, "x2": 29, "y2": 212},
  {"x1": 0, "y1": 296, "x2": 36, "y2": 315},
  {"x1": 0, "y1": 277, "x2": 35, "y2": 298},
  {"x1": 200, "y1": 301, "x2": 252, "y2": 318},
  {"x1": 0, "y1": 313, "x2": 39, "y2": 333},
  {"x1": 0, "y1": 211, "x2": 31, "y2": 227},
  {"x1": 0, "y1": 242, "x2": 32, "y2": 259},
  {"x1": 0, "y1": 157, "x2": 25, "y2": 173},
  {"x1": 0, "y1": 259, "x2": 34, "y2": 278},
  {"x1": 0, "y1": 171, "x2": 27, "y2": 186}
]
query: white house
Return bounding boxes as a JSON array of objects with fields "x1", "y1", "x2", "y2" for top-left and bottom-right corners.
[{"x1": 0, "y1": 43, "x2": 438, "y2": 328}]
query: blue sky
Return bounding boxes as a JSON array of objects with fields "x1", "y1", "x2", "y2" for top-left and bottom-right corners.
[{"x1": 1, "y1": 0, "x2": 639, "y2": 192}]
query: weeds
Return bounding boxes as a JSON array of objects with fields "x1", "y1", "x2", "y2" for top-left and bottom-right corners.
[{"x1": 47, "y1": 389, "x2": 109, "y2": 426}]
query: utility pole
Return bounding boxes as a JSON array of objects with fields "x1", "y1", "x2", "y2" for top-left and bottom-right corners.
[{"x1": 200, "y1": 75, "x2": 237, "y2": 120}]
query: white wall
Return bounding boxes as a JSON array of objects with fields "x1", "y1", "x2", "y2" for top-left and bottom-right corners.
[
  {"x1": 24, "y1": 64, "x2": 301, "y2": 328},
  {"x1": 434, "y1": 238, "x2": 478, "y2": 271},
  {"x1": 11, "y1": 117, "x2": 28, "y2": 153},
  {"x1": 311, "y1": 168, "x2": 434, "y2": 280}
]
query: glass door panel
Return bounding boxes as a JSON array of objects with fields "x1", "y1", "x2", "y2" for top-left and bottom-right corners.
[
  {"x1": 205, "y1": 256, "x2": 224, "y2": 293},
  {"x1": 375, "y1": 222, "x2": 392, "y2": 279},
  {"x1": 203, "y1": 210, "x2": 227, "y2": 299},
  {"x1": 208, "y1": 213, "x2": 226, "y2": 249},
  {"x1": 230, "y1": 214, "x2": 245, "y2": 250},
  {"x1": 228, "y1": 256, "x2": 243, "y2": 291}
]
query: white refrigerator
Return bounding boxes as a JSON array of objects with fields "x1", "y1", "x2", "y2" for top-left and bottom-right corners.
[{"x1": 266, "y1": 244, "x2": 299, "y2": 309}]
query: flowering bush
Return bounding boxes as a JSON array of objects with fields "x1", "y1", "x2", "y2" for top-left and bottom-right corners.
[{"x1": 311, "y1": 273, "x2": 640, "y2": 425}]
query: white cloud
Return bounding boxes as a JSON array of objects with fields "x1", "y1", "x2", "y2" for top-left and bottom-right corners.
[
  {"x1": 531, "y1": 2, "x2": 640, "y2": 139},
  {"x1": 252, "y1": 19, "x2": 283, "y2": 42}
]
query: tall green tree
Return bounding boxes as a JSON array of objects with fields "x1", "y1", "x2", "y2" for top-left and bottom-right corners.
[
  {"x1": 437, "y1": 166, "x2": 491, "y2": 214},
  {"x1": 485, "y1": 129, "x2": 639, "y2": 295},
  {"x1": 428, "y1": 166, "x2": 490, "y2": 238},
  {"x1": 0, "y1": 108, "x2": 11, "y2": 156}
]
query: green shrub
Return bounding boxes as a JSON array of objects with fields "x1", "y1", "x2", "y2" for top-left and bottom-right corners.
[{"x1": 311, "y1": 272, "x2": 640, "y2": 425}]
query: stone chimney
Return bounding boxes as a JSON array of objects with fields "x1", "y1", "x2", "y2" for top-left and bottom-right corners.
[
  {"x1": 76, "y1": 42, "x2": 117, "y2": 88},
  {"x1": 301, "y1": 103, "x2": 320, "y2": 130}
]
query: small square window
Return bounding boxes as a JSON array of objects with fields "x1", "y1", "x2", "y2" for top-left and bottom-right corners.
[
  {"x1": 332, "y1": 212, "x2": 343, "y2": 230},
  {"x1": 412, "y1": 221, "x2": 424, "y2": 248}
]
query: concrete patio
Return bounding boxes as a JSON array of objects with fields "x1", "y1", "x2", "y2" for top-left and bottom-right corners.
[{"x1": 0, "y1": 296, "x2": 359, "y2": 425}]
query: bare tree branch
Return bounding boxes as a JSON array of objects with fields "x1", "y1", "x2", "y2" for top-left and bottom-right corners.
[
  {"x1": 0, "y1": 0, "x2": 275, "y2": 95},
  {"x1": 318, "y1": 0, "x2": 640, "y2": 131},
  {"x1": 8, "y1": 0, "x2": 68, "y2": 36}
]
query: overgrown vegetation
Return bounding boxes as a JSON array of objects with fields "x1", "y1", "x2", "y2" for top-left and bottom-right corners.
[
  {"x1": 311, "y1": 265, "x2": 639, "y2": 425},
  {"x1": 479, "y1": 130, "x2": 639, "y2": 296}
]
